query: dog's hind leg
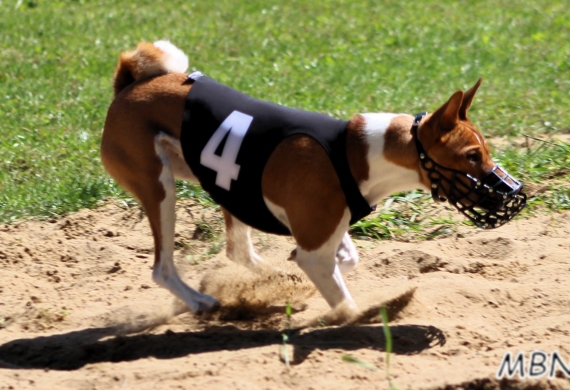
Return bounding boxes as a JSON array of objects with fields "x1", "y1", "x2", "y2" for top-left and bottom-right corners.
[
  {"x1": 150, "y1": 136, "x2": 219, "y2": 312},
  {"x1": 101, "y1": 131, "x2": 218, "y2": 313},
  {"x1": 221, "y1": 208, "x2": 263, "y2": 268}
]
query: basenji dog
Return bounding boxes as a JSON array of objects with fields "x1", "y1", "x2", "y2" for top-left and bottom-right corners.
[{"x1": 101, "y1": 41, "x2": 526, "y2": 315}]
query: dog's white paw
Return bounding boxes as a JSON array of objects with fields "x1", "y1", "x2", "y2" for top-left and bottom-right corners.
[{"x1": 192, "y1": 293, "x2": 220, "y2": 314}]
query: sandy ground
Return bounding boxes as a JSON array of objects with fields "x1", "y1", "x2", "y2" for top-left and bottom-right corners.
[{"x1": 1, "y1": 199, "x2": 570, "y2": 389}]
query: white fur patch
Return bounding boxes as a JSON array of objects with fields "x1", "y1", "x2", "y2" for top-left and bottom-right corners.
[
  {"x1": 153, "y1": 40, "x2": 189, "y2": 74},
  {"x1": 359, "y1": 113, "x2": 426, "y2": 204},
  {"x1": 361, "y1": 113, "x2": 398, "y2": 158}
]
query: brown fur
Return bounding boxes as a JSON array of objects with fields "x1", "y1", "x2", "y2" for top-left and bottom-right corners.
[
  {"x1": 383, "y1": 115, "x2": 422, "y2": 171},
  {"x1": 101, "y1": 73, "x2": 192, "y2": 265},
  {"x1": 401, "y1": 79, "x2": 494, "y2": 197},
  {"x1": 346, "y1": 114, "x2": 370, "y2": 185},
  {"x1": 113, "y1": 42, "x2": 169, "y2": 96},
  {"x1": 419, "y1": 80, "x2": 494, "y2": 179},
  {"x1": 384, "y1": 115, "x2": 434, "y2": 189},
  {"x1": 459, "y1": 78, "x2": 482, "y2": 120},
  {"x1": 261, "y1": 135, "x2": 347, "y2": 251}
]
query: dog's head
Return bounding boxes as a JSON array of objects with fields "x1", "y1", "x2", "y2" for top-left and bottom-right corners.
[{"x1": 415, "y1": 79, "x2": 526, "y2": 229}]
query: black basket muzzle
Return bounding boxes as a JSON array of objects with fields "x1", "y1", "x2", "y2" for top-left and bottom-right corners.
[{"x1": 413, "y1": 113, "x2": 527, "y2": 229}]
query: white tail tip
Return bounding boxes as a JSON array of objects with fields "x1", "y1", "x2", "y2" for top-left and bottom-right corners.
[{"x1": 153, "y1": 40, "x2": 189, "y2": 74}]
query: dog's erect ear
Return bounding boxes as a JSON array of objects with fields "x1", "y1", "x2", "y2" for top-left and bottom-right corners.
[
  {"x1": 429, "y1": 90, "x2": 464, "y2": 132},
  {"x1": 458, "y1": 78, "x2": 482, "y2": 120}
]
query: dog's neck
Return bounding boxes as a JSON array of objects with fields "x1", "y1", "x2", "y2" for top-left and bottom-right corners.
[{"x1": 355, "y1": 113, "x2": 428, "y2": 205}]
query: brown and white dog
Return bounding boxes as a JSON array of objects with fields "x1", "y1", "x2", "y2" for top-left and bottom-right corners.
[{"x1": 101, "y1": 41, "x2": 525, "y2": 315}]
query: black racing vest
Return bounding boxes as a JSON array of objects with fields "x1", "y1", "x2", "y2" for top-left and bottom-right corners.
[{"x1": 180, "y1": 73, "x2": 374, "y2": 235}]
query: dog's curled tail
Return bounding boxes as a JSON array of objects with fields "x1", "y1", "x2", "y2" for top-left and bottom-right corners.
[{"x1": 113, "y1": 40, "x2": 189, "y2": 96}]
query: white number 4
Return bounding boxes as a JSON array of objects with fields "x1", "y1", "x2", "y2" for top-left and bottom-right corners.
[{"x1": 200, "y1": 110, "x2": 253, "y2": 191}]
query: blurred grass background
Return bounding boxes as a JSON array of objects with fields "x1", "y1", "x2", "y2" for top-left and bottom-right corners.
[{"x1": 0, "y1": 0, "x2": 568, "y2": 229}]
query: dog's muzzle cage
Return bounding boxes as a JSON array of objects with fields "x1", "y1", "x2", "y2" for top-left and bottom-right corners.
[{"x1": 412, "y1": 112, "x2": 527, "y2": 229}]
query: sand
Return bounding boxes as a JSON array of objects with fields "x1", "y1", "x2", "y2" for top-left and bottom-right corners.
[{"x1": 1, "y1": 200, "x2": 569, "y2": 389}]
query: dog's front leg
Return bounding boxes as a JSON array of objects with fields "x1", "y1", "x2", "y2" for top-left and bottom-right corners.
[
  {"x1": 221, "y1": 207, "x2": 263, "y2": 268},
  {"x1": 296, "y1": 243, "x2": 357, "y2": 311},
  {"x1": 294, "y1": 213, "x2": 357, "y2": 311}
]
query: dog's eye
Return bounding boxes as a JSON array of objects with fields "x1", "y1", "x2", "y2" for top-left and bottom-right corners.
[{"x1": 466, "y1": 152, "x2": 481, "y2": 163}]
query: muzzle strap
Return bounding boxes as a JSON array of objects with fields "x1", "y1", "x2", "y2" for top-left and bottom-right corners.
[{"x1": 412, "y1": 112, "x2": 444, "y2": 202}]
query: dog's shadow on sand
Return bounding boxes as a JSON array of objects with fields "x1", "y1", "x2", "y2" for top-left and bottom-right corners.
[
  {"x1": 0, "y1": 287, "x2": 446, "y2": 370},
  {"x1": 0, "y1": 321, "x2": 445, "y2": 370}
]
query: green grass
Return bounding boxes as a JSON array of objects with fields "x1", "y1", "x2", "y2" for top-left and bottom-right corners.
[
  {"x1": 380, "y1": 306, "x2": 397, "y2": 390},
  {"x1": 1, "y1": 0, "x2": 569, "y2": 223}
]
